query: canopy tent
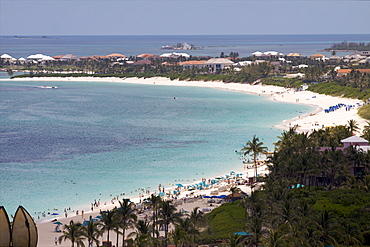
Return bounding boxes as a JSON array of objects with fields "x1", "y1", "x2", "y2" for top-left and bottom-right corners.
[{"x1": 233, "y1": 231, "x2": 252, "y2": 236}]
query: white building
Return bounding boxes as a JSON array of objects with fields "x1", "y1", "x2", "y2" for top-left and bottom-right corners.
[
  {"x1": 160, "y1": 52, "x2": 190, "y2": 58},
  {"x1": 204, "y1": 58, "x2": 234, "y2": 72},
  {"x1": 1, "y1": 54, "x2": 14, "y2": 63}
]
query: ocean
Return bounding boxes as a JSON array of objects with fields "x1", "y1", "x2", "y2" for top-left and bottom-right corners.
[
  {"x1": 1, "y1": 34, "x2": 370, "y2": 59},
  {"x1": 1, "y1": 34, "x2": 367, "y2": 219},
  {"x1": 0, "y1": 76, "x2": 313, "y2": 219}
]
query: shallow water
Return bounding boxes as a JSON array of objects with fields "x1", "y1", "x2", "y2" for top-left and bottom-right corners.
[{"x1": 0, "y1": 79, "x2": 313, "y2": 218}]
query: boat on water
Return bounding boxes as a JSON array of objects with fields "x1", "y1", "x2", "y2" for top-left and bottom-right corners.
[{"x1": 40, "y1": 85, "x2": 58, "y2": 89}]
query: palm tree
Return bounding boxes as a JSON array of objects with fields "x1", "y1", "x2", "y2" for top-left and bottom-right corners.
[
  {"x1": 361, "y1": 121, "x2": 370, "y2": 141},
  {"x1": 82, "y1": 221, "x2": 103, "y2": 247},
  {"x1": 148, "y1": 194, "x2": 162, "y2": 238},
  {"x1": 117, "y1": 199, "x2": 137, "y2": 247},
  {"x1": 170, "y1": 224, "x2": 188, "y2": 247},
  {"x1": 313, "y1": 210, "x2": 341, "y2": 246},
  {"x1": 320, "y1": 149, "x2": 347, "y2": 188},
  {"x1": 158, "y1": 201, "x2": 180, "y2": 243},
  {"x1": 261, "y1": 228, "x2": 287, "y2": 247},
  {"x1": 244, "y1": 216, "x2": 268, "y2": 247},
  {"x1": 173, "y1": 217, "x2": 192, "y2": 246},
  {"x1": 58, "y1": 220, "x2": 85, "y2": 247},
  {"x1": 100, "y1": 209, "x2": 117, "y2": 243},
  {"x1": 347, "y1": 119, "x2": 359, "y2": 135},
  {"x1": 188, "y1": 207, "x2": 205, "y2": 244},
  {"x1": 241, "y1": 135, "x2": 268, "y2": 181},
  {"x1": 129, "y1": 220, "x2": 153, "y2": 247}
]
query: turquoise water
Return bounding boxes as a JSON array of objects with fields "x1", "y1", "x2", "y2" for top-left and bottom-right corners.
[{"x1": 0, "y1": 79, "x2": 313, "y2": 218}]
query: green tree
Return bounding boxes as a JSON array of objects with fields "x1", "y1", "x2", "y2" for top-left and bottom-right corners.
[
  {"x1": 189, "y1": 207, "x2": 205, "y2": 243},
  {"x1": 361, "y1": 121, "x2": 370, "y2": 141},
  {"x1": 148, "y1": 194, "x2": 162, "y2": 238},
  {"x1": 117, "y1": 199, "x2": 137, "y2": 247},
  {"x1": 347, "y1": 119, "x2": 360, "y2": 135},
  {"x1": 100, "y1": 209, "x2": 117, "y2": 243},
  {"x1": 158, "y1": 201, "x2": 180, "y2": 243},
  {"x1": 58, "y1": 220, "x2": 85, "y2": 247},
  {"x1": 82, "y1": 221, "x2": 103, "y2": 247},
  {"x1": 241, "y1": 135, "x2": 268, "y2": 181},
  {"x1": 128, "y1": 220, "x2": 154, "y2": 247}
]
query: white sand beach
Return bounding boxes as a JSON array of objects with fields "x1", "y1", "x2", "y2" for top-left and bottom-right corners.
[
  {"x1": 36, "y1": 163, "x2": 267, "y2": 247},
  {"x1": 5, "y1": 76, "x2": 368, "y2": 246}
]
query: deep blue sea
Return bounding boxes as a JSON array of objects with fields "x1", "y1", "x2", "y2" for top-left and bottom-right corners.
[
  {"x1": 1, "y1": 34, "x2": 370, "y2": 59},
  {"x1": 1, "y1": 34, "x2": 368, "y2": 219}
]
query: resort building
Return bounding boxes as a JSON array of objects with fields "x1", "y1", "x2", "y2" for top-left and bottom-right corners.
[
  {"x1": 251, "y1": 51, "x2": 268, "y2": 58},
  {"x1": 88, "y1": 55, "x2": 109, "y2": 60},
  {"x1": 343, "y1": 53, "x2": 366, "y2": 61},
  {"x1": 160, "y1": 52, "x2": 190, "y2": 58},
  {"x1": 137, "y1": 53, "x2": 159, "y2": 59},
  {"x1": 251, "y1": 51, "x2": 283, "y2": 58},
  {"x1": 179, "y1": 60, "x2": 207, "y2": 70},
  {"x1": 356, "y1": 51, "x2": 370, "y2": 56},
  {"x1": 234, "y1": 61, "x2": 253, "y2": 67},
  {"x1": 310, "y1": 53, "x2": 327, "y2": 60},
  {"x1": 264, "y1": 51, "x2": 283, "y2": 57},
  {"x1": 341, "y1": 136, "x2": 370, "y2": 150},
  {"x1": 329, "y1": 55, "x2": 341, "y2": 62},
  {"x1": 337, "y1": 69, "x2": 370, "y2": 77},
  {"x1": 132, "y1": 60, "x2": 152, "y2": 66},
  {"x1": 27, "y1": 54, "x2": 55, "y2": 62},
  {"x1": 286, "y1": 53, "x2": 302, "y2": 58},
  {"x1": 204, "y1": 58, "x2": 234, "y2": 72},
  {"x1": 60, "y1": 54, "x2": 79, "y2": 61},
  {"x1": 107, "y1": 53, "x2": 127, "y2": 59},
  {"x1": 1, "y1": 54, "x2": 14, "y2": 63}
]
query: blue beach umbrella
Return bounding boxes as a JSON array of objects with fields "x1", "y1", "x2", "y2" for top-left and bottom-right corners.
[
  {"x1": 51, "y1": 213, "x2": 59, "y2": 215},
  {"x1": 233, "y1": 231, "x2": 252, "y2": 236},
  {"x1": 175, "y1": 184, "x2": 184, "y2": 187},
  {"x1": 53, "y1": 222, "x2": 63, "y2": 225}
]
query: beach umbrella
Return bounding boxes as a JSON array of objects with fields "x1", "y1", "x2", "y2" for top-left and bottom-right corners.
[
  {"x1": 175, "y1": 184, "x2": 184, "y2": 187},
  {"x1": 233, "y1": 231, "x2": 252, "y2": 236},
  {"x1": 95, "y1": 215, "x2": 102, "y2": 219},
  {"x1": 51, "y1": 213, "x2": 59, "y2": 215},
  {"x1": 53, "y1": 222, "x2": 63, "y2": 225}
]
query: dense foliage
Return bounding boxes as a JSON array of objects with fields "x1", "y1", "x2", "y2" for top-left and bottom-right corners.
[
  {"x1": 234, "y1": 123, "x2": 370, "y2": 247},
  {"x1": 359, "y1": 104, "x2": 370, "y2": 120},
  {"x1": 326, "y1": 41, "x2": 370, "y2": 51},
  {"x1": 308, "y1": 81, "x2": 370, "y2": 101},
  {"x1": 261, "y1": 77, "x2": 304, "y2": 88}
]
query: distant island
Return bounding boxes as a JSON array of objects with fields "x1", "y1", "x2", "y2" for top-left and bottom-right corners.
[
  {"x1": 161, "y1": 42, "x2": 199, "y2": 50},
  {"x1": 5, "y1": 36, "x2": 52, "y2": 39},
  {"x1": 323, "y1": 41, "x2": 370, "y2": 51}
]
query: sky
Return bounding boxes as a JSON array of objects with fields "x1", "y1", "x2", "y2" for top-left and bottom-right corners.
[{"x1": 0, "y1": 0, "x2": 369, "y2": 36}]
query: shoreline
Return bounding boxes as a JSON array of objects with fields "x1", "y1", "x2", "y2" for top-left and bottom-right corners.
[
  {"x1": 4, "y1": 76, "x2": 367, "y2": 132},
  {"x1": 2, "y1": 76, "x2": 367, "y2": 246}
]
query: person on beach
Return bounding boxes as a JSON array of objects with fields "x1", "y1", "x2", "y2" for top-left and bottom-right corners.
[{"x1": 54, "y1": 237, "x2": 58, "y2": 245}]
